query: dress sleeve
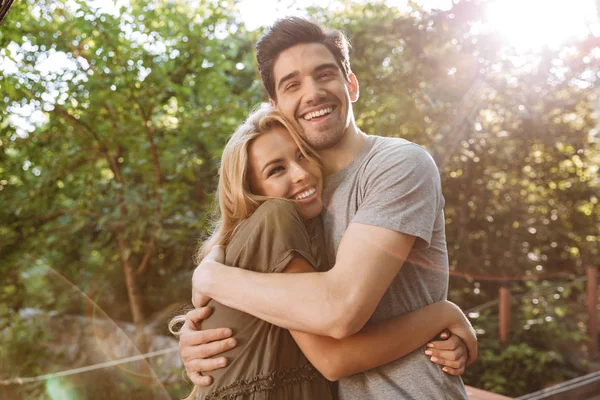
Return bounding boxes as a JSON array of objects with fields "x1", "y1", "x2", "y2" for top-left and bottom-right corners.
[{"x1": 225, "y1": 199, "x2": 318, "y2": 273}]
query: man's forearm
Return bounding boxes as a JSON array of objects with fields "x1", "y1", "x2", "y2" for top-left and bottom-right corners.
[
  {"x1": 201, "y1": 263, "x2": 351, "y2": 337},
  {"x1": 196, "y1": 224, "x2": 416, "y2": 338}
]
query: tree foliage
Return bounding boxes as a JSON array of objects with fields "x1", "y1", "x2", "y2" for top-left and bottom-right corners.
[{"x1": 1, "y1": 0, "x2": 598, "y2": 398}]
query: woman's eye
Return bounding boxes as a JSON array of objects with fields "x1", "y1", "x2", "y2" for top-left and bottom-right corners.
[{"x1": 268, "y1": 166, "x2": 284, "y2": 177}]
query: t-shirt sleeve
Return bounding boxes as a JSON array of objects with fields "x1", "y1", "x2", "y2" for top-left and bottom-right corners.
[
  {"x1": 352, "y1": 143, "x2": 443, "y2": 249},
  {"x1": 227, "y1": 199, "x2": 318, "y2": 273}
]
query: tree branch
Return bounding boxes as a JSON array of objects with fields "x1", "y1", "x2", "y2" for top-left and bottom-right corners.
[{"x1": 135, "y1": 101, "x2": 162, "y2": 276}]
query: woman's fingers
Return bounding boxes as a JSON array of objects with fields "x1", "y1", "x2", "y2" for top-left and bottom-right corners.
[
  {"x1": 441, "y1": 365, "x2": 465, "y2": 376},
  {"x1": 427, "y1": 352, "x2": 463, "y2": 368},
  {"x1": 425, "y1": 333, "x2": 468, "y2": 376},
  {"x1": 425, "y1": 347, "x2": 465, "y2": 364},
  {"x1": 425, "y1": 347, "x2": 464, "y2": 362},
  {"x1": 427, "y1": 333, "x2": 461, "y2": 350}
]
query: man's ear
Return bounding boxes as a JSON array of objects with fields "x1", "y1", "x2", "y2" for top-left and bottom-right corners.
[
  {"x1": 269, "y1": 98, "x2": 276, "y2": 107},
  {"x1": 348, "y1": 72, "x2": 359, "y2": 102}
]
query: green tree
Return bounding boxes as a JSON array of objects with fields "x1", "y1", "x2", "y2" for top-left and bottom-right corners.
[
  {"x1": 1, "y1": 0, "x2": 261, "y2": 397},
  {"x1": 1, "y1": 0, "x2": 598, "y2": 397}
]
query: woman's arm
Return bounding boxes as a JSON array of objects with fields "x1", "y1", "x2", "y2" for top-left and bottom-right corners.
[{"x1": 284, "y1": 257, "x2": 477, "y2": 381}]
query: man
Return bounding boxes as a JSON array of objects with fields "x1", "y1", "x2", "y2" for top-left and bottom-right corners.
[{"x1": 180, "y1": 17, "x2": 474, "y2": 399}]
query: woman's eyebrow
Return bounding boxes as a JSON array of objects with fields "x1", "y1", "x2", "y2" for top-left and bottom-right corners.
[{"x1": 261, "y1": 158, "x2": 285, "y2": 173}]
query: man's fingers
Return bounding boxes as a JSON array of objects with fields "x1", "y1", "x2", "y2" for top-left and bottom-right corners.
[
  {"x1": 179, "y1": 328, "x2": 234, "y2": 350},
  {"x1": 188, "y1": 371, "x2": 213, "y2": 386},
  {"x1": 180, "y1": 336, "x2": 237, "y2": 362},
  {"x1": 186, "y1": 356, "x2": 229, "y2": 373},
  {"x1": 192, "y1": 293, "x2": 212, "y2": 309},
  {"x1": 191, "y1": 246, "x2": 225, "y2": 308},
  {"x1": 185, "y1": 307, "x2": 213, "y2": 331},
  {"x1": 191, "y1": 337, "x2": 237, "y2": 359},
  {"x1": 206, "y1": 245, "x2": 225, "y2": 263}
]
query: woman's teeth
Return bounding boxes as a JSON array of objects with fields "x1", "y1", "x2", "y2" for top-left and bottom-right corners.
[{"x1": 295, "y1": 187, "x2": 316, "y2": 200}]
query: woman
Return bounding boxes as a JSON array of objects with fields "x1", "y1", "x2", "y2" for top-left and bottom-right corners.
[{"x1": 171, "y1": 105, "x2": 476, "y2": 399}]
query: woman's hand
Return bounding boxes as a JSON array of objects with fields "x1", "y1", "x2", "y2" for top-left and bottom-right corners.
[
  {"x1": 192, "y1": 246, "x2": 225, "y2": 308},
  {"x1": 424, "y1": 301, "x2": 478, "y2": 376},
  {"x1": 425, "y1": 331, "x2": 469, "y2": 376}
]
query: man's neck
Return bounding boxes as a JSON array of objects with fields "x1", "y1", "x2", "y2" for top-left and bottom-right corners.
[{"x1": 319, "y1": 123, "x2": 367, "y2": 176}]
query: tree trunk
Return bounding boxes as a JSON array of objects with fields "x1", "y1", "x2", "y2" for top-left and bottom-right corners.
[{"x1": 118, "y1": 236, "x2": 148, "y2": 354}]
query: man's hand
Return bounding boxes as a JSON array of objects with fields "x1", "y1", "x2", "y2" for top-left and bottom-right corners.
[
  {"x1": 192, "y1": 246, "x2": 225, "y2": 308},
  {"x1": 179, "y1": 307, "x2": 237, "y2": 386}
]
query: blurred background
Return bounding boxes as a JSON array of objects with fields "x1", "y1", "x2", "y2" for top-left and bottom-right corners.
[{"x1": 0, "y1": 0, "x2": 599, "y2": 398}]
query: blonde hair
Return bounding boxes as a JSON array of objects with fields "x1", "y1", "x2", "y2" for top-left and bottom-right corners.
[
  {"x1": 195, "y1": 104, "x2": 320, "y2": 262},
  {"x1": 169, "y1": 105, "x2": 320, "y2": 399}
]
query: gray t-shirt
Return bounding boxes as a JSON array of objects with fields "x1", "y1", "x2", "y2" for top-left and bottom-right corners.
[{"x1": 322, "y1": 135, "x2": 467, "y2": 400}]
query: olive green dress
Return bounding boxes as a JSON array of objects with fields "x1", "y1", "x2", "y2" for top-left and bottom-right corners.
[{"x1": 197, "y1": 199, "x2": 334, "y2": 400}]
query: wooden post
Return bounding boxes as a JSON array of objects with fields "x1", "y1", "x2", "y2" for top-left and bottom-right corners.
[
  {"x1": 587, "y1": 265, "x2": 598, "y2": 358},
  {"x1": 499, "y1": 285, "x2": 511, "y2": 345}
]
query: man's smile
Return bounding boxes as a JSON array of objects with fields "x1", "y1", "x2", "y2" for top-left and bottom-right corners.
[{"x1": 302, "y1": 106, "x2": 334, "y2": 121}]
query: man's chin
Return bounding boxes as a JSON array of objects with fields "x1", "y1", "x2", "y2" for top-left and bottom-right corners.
[{"x1": 295, "y1": 119, "x2": 344, "y2": 149}]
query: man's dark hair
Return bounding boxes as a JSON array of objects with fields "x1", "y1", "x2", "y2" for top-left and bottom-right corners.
[{"x1": 256, "y1": 17, "x2": 352, "y2": 100}]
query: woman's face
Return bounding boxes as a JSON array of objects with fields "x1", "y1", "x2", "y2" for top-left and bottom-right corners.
[{"x1": 248, "y1": 126, "x2": 323, "y2": 220}]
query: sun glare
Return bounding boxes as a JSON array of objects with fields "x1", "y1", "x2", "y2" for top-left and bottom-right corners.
[{"x1": 486, "y1": 0, "x2": 598, "y2": 51}]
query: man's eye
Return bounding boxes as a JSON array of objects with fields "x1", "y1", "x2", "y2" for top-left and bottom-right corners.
[
  {"x1": 285, "y1": 82, "x2": 299, "y2": 91},
  {"x1": 319, "y1": 71, "x2": 334, "y2": 79}
]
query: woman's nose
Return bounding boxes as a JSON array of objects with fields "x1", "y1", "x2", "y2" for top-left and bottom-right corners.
[{"x1": 290, "y1": 162, "x2": 309, "y2": 182}]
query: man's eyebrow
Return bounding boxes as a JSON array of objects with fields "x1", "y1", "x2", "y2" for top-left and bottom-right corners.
[
  {"x1": 261, "y1": 158, "x2": 284, "y2": 174},
  {"x1": 277, "y1": 71, "x2": 299, "y2": 91},
  {"x1": 314, "y1": 63, "x2": 339, "y2": 73}
]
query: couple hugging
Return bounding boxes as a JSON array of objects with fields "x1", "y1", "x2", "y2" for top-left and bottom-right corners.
[{"x1": 170, "y1": 17, "x2": 477, "y2": 400}]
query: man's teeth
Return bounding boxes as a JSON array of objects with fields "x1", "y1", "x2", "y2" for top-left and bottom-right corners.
[
  {"x1": 295, "y1": 187, "x2": 316, "y2": 200},
  {"x1": 303, "y1": 107, "x2": 333, "y2": 121}
]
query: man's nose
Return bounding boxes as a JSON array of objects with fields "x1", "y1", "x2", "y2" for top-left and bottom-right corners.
[{"x1": 304, "y1": 79, "x2": 326, "y2": 104}]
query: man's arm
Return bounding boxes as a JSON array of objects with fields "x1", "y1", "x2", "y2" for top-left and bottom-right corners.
[{"x1": 195, "y1": 222, "x2": 416, "y2": 339}]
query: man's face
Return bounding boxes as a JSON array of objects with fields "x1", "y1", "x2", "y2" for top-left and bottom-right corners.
[{"x1": 271, "y1": 43, "x2": 359, "y2": 151}]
